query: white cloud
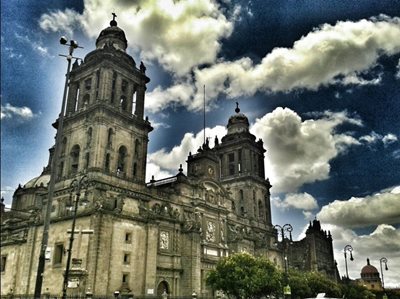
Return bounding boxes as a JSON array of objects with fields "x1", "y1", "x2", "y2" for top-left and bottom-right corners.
[
  {"x1": 14, "y1": 32, "x2": 51, "y2": 57},
  {"x1": 1, "y1": 103, "x2": 37, "y2": 121},
  {"x1": 251, "y1": 108, "x2": 361, "y2": 192},
  {"x1": 382, "y1": 133, "x2": 398, "y2": 146},
  {"x1": 39, "y1": 0, "x2": 235, "y2": 76},
  {"x1": 39, "y1": 4, "x2": 400, "y2": 112},
  {"x1": 39, "y1": 8, "x2": 84, "y2": 37},
  {"x1": 146, "y1": 125, "x2": 227, "y2": 181},
  {"x1": 273, "y1": 192, "x2": 319, "y2": 211},
  {"x1": 147, "y1": 15, "x2": 400, "y2": 112},
  {"x1": 317, "y1": 186, "x2": 400, "y2": 228},
  {"x1": 146, "y1": 108, "x2": 362, "y2": 193},
  {"x1": 319, "y1": 223, "x2": 400, "y2": 288},
  {"x1": 360, "y1": 131, "x2": 382, "y2": 144}
]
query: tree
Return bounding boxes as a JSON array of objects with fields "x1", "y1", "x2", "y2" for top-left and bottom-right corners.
[
  {"x1": 206, "y1": 252, "x2": 282, "y2": 299},
  {"x1": 305, "y1": 271, "x2": 342, "y2": 298},
  {"x1": 341, "y1": 284, "x2": 376, "y2": 299},
  {"x1": 286, "y1": 269, "x2": 343, "y2": 299}
]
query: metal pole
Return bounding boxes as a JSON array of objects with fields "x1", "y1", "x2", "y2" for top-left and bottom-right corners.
[
  {"x1": 61, "y1": 191, "x2": 80, "y2": 299},
  {"x1": 343, "y1": 245, "x2": 353, "y2": 280},
  {"x1": 380, "y1": 257, "x2": 388, "y2": 290},
  {"x1": 34, "y1": 45, "x2": 74, "y2": 299}
]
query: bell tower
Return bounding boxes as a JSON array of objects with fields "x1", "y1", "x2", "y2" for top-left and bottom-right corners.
[
  {"x1": 217, "y1": 103, "x2": 272, "y2": 223},
  {"x1": 57, "y1": 15, "x2": 152, "y2": 186}
]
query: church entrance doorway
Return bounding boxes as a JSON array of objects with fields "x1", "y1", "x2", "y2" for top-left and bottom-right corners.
[{"x1": 157, "y1": 280, "x2": 169, "y2": 296}]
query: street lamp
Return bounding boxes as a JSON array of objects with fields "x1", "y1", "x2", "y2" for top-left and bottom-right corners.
[
  {"x1": 34, "y1": 37, "x2": 82, "y2": 298},
  {"x1": 274, "y1": 224, "x2": 293, "y2": 242},
  {"x1": 343, "y1": 244, "x2": 354, "y2": 280},
  {"x1": 274, "y1": 224, "x2": 293, "y2": 299},
  {"x1": 379, "y1": 257, "x2": 388, "y2": 290},
  {"x1": 61, "y1": 174, "x2": 90, "y2": 299}
]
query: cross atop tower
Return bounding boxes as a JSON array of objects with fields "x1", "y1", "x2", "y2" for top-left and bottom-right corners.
[{"x1": 110, "y1": 12, "x2": 117, "y2": 26}]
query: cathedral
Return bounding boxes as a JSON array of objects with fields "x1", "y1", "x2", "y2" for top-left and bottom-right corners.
[{"x1": 1, "y1": 17, "x2": 337, "y2": 298}]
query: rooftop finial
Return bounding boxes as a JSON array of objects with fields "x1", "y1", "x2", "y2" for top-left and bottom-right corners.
[
  {"x1": 110, "y1": 12, "x2": 118, "y2": 27},
  {"x1": 235, "y1": 102, "x2": 240, "y2": 113}
]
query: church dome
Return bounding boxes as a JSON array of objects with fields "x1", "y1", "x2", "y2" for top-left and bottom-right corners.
[
  {"x1": 361, "y1": 259, "x2": 379, "y2": 277},
  {"x1": 96, "y1": 17, "x2": 128, "y2": 51},
  {"x1": 227, "y1": 103, "x2": 249, "y2": 135},
  {"x1": 23, "y1": 174, "x2": 50, "y2": 189}
]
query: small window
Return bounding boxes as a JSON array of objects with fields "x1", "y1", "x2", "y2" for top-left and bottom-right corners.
[
  {"x1": 70, "y1": 145, "x2": 80, "y2": 175},
  {"x1": 85, "y1": 78, "x2": 92, "y2": 90},
  {"x1": 1, "y1": 255, "x2": 6, "y2": 272},
  {"x1": 229, "y1": 164, "x2": 235, "y2": 175},
  {"x1": 121, "y1": 80, "x2": 128, "y2": 93},
  {"x1": 122, "y1": 273, "x2": 129, "y2": 283},
  {"x1": 120, "y1": 95, "x2": 127, "y2": 111},
  {"x1": 53, "y1": 243, "x2": 64, "y2": 265},
  {"x1": 105, "y1": 153, "x2": 110, "y2": 172},
  {"x1": 123, "y1": 253, "x2": 130, "y2": 264},
  {"x1": 133, "y1": 163, "x2": 137, "y2": 176},
  {"x1": 125, "y1": 232, "x2": 132, "y2": 243},
  {"x1": 228, "y1": 153, "x2": 235, "y2": 162}
]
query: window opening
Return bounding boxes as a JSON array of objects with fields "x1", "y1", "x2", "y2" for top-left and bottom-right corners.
[
  {"x1": 53, "y1": 243, "x2": 64, "y2": 265},
  {"x1": 70, "y1": 145, "x2": 80, "y2": 175},
  {"x1": 118, "y1": 146, "x2": 127, "y2": 172}
]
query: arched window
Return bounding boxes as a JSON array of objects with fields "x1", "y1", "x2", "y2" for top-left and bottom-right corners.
[
  {"x1": 83, "y1": 94, "x2": 90, "y2": 107},
  {"x1": 120, "y1": 95, "x2": 127, "y2": 111},
  {"x1": 87, "y1": 127, "x2": 92, "y2": 148},
  {"x1": 111, "y1": 72, "x2": 117, "y2": 104},
  {"x1": 105, "y1": 153, "x2": 110, "y2": 172},
  {"x1": 58, "y1": 162, "x2": 64, "y2": 179},
  {"x1": 239, "y1": 190, "x2": 244, "y2": 201},
  {"x1": 118, "y1": 146, "x2": 127, "y2": 172},
  {"x1": 258, "y1": 200, "x2": 263, "y2": 220},
  {"x1": 133, "y1": 162, "x2": 137, "y2": 176},
  {"x1": 134, "y1": 139, "x2": 140, "y2": 157},
  {"x1": 121, "y1": 80, "x2": 128, "y2": 93},
  {"x1": 85, "y1": 152, "x2": 90, "y2": 169},
  {"x1": 107, "y1": 128, "x2": 113, "y2": 148},
  {"x1": 61, "y1": 137, "x2": 67, "y2": 155},
  {"x1": 70, "y1": 145, "x2": 80, "y2": 175}
]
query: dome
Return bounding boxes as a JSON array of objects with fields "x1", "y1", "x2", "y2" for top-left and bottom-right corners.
[
  {"x1": 361, "y1": 259, "x2": 379, "y2": 276},
  {"x1": 23, "y1": 174, "x2": 50, "y2": 189},
  {"x1": 96, "y1": 18, "x2": 128, "y2": 51},
  {"x1": 226, "y1": 103, "x2": 249, "y2": 135}
]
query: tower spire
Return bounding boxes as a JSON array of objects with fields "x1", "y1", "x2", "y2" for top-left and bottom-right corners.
[
  {"x1": 110, "y1": 12, "x2": 117, "y2": 26},
  {"x1": 235, "y1": 102, "x2": 240, "y2": 113}
]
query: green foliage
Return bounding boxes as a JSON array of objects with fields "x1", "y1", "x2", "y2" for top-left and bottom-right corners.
[
  {"x1": 206, "y1": 252, "x2": 282, "y2": 299},
  {"x1": 341, "y1": 283, "x2": 376, "y2": 299},
  {"x1": 287, "y1": 269, "x2": 342, "y2": 298}
]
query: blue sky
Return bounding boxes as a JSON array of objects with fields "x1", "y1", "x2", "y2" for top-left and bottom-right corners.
[{"x1": 1, "y1": 0, "x2": 400, "y2": 287}]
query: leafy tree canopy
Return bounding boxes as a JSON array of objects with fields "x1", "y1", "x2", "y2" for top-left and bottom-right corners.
[{"x1": 206, "y1": 252, "x2": 282, "y2": 299}]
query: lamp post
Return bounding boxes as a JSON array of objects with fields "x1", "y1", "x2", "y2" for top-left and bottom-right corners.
[
  {"x1": 34, "y1": 37, "x2": 82, "y2": 298},
  {"x1": 61, "y1": 174, "x2": 90, "y2": 299},
  {"x1": 379, "y1": 257, "x2": 388, "y2": 290},
  {"x1": 343, "y1": 244, "x2": 354, "y2": 280},
  {"x1": 274, "y1": 224, "x2": 293, "y2": 242},
  {"x1": 274, "y1": 224, "x2": 293, "y2": 299}
]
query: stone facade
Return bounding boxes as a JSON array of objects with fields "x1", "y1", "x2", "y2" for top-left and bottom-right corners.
[
  {"x1": 285, "y1": 219, "x2": 340, "y2": 282},
  {"x1": 0, "y1": 17, "x2": 337, "y2": 298}
]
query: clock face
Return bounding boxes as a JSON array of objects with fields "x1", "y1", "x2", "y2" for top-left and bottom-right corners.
[{"x1": 208, "y1": 166, "x2": 214, "y2": 176}]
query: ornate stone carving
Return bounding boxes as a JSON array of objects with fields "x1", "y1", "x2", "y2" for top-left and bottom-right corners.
[
  {"x1": 182, "y1": 210, "x2": 202, "y2": 233},
  {"x1": 205, "y1": 221, "x2": 216, "y2": 242},
  {"x1": 159, "y1": 231, "x2": 169, "y2": 250},
  {"x1": 150, "y1": 202, "x2": 180, "y2": 219}
]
